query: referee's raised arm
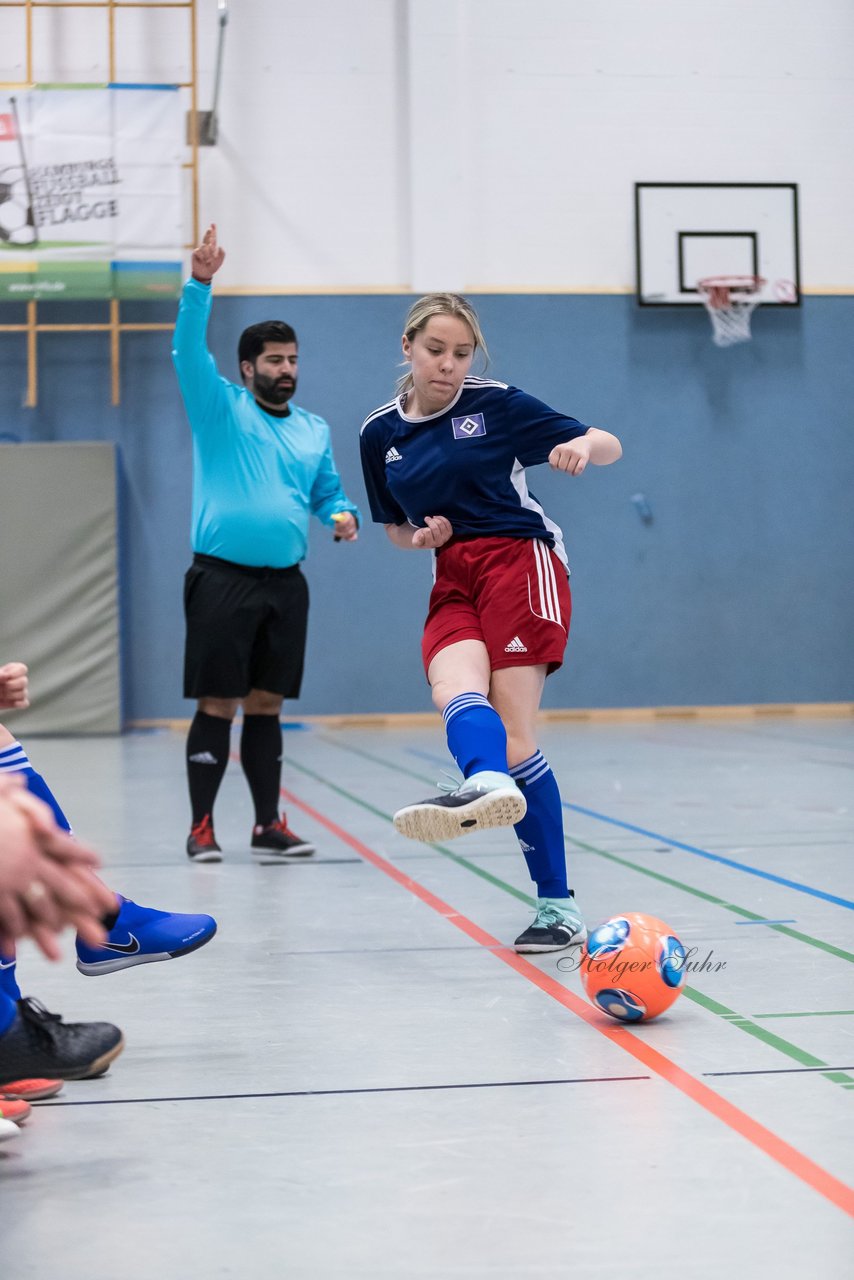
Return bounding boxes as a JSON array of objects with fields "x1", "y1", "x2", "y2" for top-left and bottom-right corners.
[{"x1": 172, "y1": 223, "x2": 227, "y2": 420}]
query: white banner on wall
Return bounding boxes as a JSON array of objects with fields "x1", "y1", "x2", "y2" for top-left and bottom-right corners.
[{"x1": 0, "y1": 87, "x2": 184, "y2": 301}]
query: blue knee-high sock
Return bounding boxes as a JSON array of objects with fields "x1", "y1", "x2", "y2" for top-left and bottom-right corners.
[
  {"x1": 443, "y1": 694, "x2": 508, "y2": 778},
  {"x1": 0, "y1": 741, "x2": 72, "y2": 832},
  {"x1": 510, "y1": 751, "x2": 569, "y2": 898},
  {"x1": 0, "y1": 989, "x2": 17, "y2": 1037}
]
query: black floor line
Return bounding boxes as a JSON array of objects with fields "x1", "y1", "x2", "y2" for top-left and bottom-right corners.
[{"x1": 40, "y1": 1074, "x2": 651, "y2": 1107}]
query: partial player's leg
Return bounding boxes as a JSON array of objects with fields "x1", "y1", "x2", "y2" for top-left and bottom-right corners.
[{"x1": 0, "y1": 726, "x2": 217, "y2": 978}]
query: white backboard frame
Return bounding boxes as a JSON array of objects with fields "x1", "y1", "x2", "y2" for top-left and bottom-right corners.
[{"x1": 635, "y1": 183, "x2": 801, "y2": 306}]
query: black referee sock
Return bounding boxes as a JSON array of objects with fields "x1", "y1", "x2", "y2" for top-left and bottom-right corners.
[
  {"x1": 240, "y1": 714, "x2": 283, "y2": 827},
  {"x1": 186, "y1": 711, "x2": 232, "y2": 825}
]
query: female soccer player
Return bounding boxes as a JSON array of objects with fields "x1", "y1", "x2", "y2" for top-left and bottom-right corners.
[{"x1": 359, "y1": 294, "x2": 621, "y2": 952}]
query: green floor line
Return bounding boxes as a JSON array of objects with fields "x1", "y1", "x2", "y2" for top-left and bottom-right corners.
[
  {"x1": 283, "y1": 749, "x2": 854, "y2": 1095},
  {"x1": 682, "y1": 988, "x2": 854, "y2": 1086},
  {"x1": 316, "y1": 735, "x2": 854, "y2": 964},
  {"x1": 751, "y1": 1010, "x2": 854, "y2": 1019}
]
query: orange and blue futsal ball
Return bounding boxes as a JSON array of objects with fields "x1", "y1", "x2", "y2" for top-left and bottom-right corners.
[{"x1": 580, "y1": 912, "x2": 686, "y2": 1022}]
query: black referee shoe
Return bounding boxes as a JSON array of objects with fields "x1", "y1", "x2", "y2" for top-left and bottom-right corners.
[
  {"x1": 186, "y1": 813, "x2": 223, "y2": 863},
  {"x1": 251, "y1": 816, "x2": 316, "y2": 862},
  {"x1": 0, "y1": 997, "x2": 125, "y2": 1081}
]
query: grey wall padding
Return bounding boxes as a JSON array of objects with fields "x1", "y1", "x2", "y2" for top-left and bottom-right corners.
[{"x1": 0, "y1": 443, "x2": 120, "y2": 734}]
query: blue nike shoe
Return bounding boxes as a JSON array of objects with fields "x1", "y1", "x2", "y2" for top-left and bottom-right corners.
[{"x1": 76, "y1": 896, "x2": 217, "y2": 976}]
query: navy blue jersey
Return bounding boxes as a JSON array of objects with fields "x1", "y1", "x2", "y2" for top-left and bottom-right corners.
[{"x1": 359, "y1": 377, "x2": 589, "y2": 568}]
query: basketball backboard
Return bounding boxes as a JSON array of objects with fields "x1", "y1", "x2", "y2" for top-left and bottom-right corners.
[{"x1": 635, "y1": 183, "x2": 800, "y2": 306}]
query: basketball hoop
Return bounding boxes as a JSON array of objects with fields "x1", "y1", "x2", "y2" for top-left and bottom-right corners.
[{"x1": 697, "y1": 275, "x2": 765, "y2": 347}]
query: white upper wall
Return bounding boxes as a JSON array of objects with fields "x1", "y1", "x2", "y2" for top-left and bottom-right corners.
[{"x1": 1, "y1": 0, "x2": 851, "y2": 291}]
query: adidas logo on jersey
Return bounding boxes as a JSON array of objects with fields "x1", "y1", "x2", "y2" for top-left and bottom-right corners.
[
  {"x1": 504, "y1": 636, "x2": 528, "y2": 653},
  {"x1": 385, "y1": 446, "x2": 403, "y2": 463}
]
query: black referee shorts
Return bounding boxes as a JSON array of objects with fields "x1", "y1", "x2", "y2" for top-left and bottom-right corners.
[{"x1": 183, "y1": 554, "x2": 309, "y2": 700}]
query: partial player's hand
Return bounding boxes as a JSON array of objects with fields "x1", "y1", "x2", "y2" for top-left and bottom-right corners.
[
  {"x1": 549, "y1": 438, "x2": 591, "y2": 476},
  {"x1": 0, "y1": 661, "x2": 29, "y2": 710},
  {"x1": 331, "y1": 513, "x2": 358, "y2": 542},
  {"x1": 412, "y1": 516, "x2": 453, "y2": 549},
  {"x1": 191, "y1": 223, "x2": 226, "y2": 283},
  {"x1": 0, "y1": 776, "x2": 111, "y2": 960}
]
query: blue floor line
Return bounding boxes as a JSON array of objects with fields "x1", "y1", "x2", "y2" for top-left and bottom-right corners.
[
  {"x1": 564, "y1": 801, "x2": 854, "y2": 910},
  {"x1": 403, "y1": 747, "x2": 854, "y2": 911}
]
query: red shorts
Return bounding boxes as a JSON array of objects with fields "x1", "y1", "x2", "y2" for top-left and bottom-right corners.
[{"x1": 421, "y1": 537, "x2": 571, "y2": 676}]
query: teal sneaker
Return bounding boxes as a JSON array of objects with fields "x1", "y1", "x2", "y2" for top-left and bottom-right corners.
[
  {"x1": 392, "y1": 770, "x2": 527, "y2": 843},
  {"x1": 514, "y1": 894, "x2": 587, "y2": 954}
]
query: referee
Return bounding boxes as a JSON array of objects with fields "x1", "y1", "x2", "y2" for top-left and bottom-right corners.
[{"x1": 173, "y1": 225, "x2": 360, "y2": 863}]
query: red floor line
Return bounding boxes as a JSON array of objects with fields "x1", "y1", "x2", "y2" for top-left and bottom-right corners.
[{"x1": 279, "y1": 785, "x2": 854, "y2": 1218}]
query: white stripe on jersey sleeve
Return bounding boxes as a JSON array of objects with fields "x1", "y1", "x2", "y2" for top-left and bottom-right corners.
[
  {"x1": 509, "y1": 459, "x2": 569, "y2": 570},
  {"x1": 463, "y1": 376, "x2": 508, "y2": 390},
  {"x1": 361, "y1": 399, "x2": 399, "y2": 433}
]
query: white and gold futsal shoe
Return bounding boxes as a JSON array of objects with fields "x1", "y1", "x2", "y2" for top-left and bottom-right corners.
[{"x1": 392, "y1": 770, "x2": 527, "y2": 843}]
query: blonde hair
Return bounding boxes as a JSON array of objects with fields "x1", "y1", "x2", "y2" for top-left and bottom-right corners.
[{"x1": 397, "y1": 293, "x2": 489, "y2": 397}]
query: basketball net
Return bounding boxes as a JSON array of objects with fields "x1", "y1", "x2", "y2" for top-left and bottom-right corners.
[{"x1": 697, "y1": 275, "x2": 765, "y2": 347}]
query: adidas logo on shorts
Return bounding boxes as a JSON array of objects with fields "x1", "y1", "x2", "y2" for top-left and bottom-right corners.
[
  {"x1": 385, "y1": 446, "x2": 403, "y2": 463},
  {"x1": 504, "y1": 636, "x2": 528, "y2": 653}
]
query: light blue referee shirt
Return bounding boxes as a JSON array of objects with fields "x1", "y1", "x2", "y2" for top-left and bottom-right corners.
[{"x1": 172, "y1": 278, "x2": 360, "y2": 568}]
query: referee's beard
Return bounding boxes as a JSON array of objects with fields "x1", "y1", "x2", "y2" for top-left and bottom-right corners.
[{"x1": 251, "y1": 371, "x2": 297, "y2": 408}]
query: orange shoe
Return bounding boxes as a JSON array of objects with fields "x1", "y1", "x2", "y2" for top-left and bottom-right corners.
[
  {"x1": 0, "y1": 1077, "x2": 64, "y2": 1101},
  {"x1": 0, "y1": 1095, "x2": 32, "y2": 1124}
]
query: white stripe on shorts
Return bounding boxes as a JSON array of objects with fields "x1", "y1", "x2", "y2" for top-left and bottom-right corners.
[{"x1": 530, "y1": 540, "x2": 562, "y2": 626}]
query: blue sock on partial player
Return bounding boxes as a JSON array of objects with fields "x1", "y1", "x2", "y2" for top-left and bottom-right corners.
[
  {"x1": 0, "y1": 743, "x2": 82, "y2": 987},
  {"x1": 443, "y1": 693, "x2": 509, "y2": 779},
  {"x1": 0, "y1": 989, "x2": 17, "y2": 1038},
  {"x1": 0, "y1": 951, "x2": 21, "y2": 1003},
  {"x1": 510, "y1": 751, "x2": 569, "y2": 897},
  {"x1": 0, "y1": 740, "x2": 72, "y2": 832}
]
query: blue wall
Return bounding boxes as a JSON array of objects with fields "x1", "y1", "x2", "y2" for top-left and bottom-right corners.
[{"x1": 1, "y1": 293, "x2": 852, "y2": 720}]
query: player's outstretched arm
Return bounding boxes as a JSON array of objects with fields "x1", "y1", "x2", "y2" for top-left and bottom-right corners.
[{"x1": 548, "y1": 428, "x2": 622, "y2": 477}]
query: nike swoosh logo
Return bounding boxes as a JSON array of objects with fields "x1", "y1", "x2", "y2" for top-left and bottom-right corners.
[
  {"x1": 0, "y1": 960, "x2": 17, "y2": 969},
  {"x1": 103, "y1": 934, "x2": 141, "y2": 955}
]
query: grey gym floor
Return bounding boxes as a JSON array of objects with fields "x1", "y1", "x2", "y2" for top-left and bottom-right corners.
[{"x1": 1, "y1": 715, "x2": 852, "y2": 1278}]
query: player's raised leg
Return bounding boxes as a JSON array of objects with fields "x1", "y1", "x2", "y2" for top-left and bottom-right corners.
[{"x1": 392, "y1": 640, "x2": 527, "y2": 842}]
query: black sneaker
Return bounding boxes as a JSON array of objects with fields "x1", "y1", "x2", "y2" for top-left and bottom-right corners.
[
  {"x1": 0, "y1": 997, "x2": 125, "y2": 1081},
  {"x1": 186, "y1": 813, "x2": 223, "y2": 863},
  {"x1": 251, "y1": 816, "x2": 316, "y2": 863},
  {"x1": 514, "y1": 894, "x2": 588, "y2": 954}
]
